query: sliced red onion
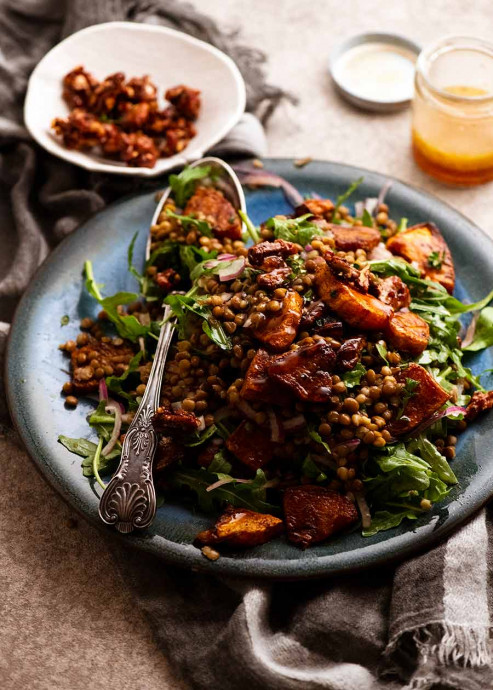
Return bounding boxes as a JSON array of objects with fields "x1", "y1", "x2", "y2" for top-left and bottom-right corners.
[
  {"x1": 368, "y1": 243, "x2": 393, "y2": 261},
  {"x1": 206, "y1": 477, "x2": 252, "y2": 493},
  {"x1": 410, "y1": 406, "x2": 467, "y2": 437},
  {"x1": 217, "y1": 253, "x2": 237, "y2": 261},
  {"x1": 355, "y1": 198, "x2": 378, "y2": 218},
  {"x1": 218, "y1": 292, "x2": 233, "y2": 303},
  {"x1": 233, "y1": 167, "x2": 304, "y2": 207},
  {"x1": 236, "y1": 399, "x2": 258, "y2": 422},
  {"x1": 374, "y1": 181, "x2": 393, "y2": 216},
  {"x1": 355, "y1": 492, "x2": 372, "y2": 529},
  {"x1": 102, "y1": 399, "x2": 122, "y2": 457},
  {"x1": 282, "y1": 414, "x2": 306, "y2": 432},
  {"x1": 98, "y1": 379, "x2": 108, "y2": 401},
  {"x1": 305, "y1": 244, "x2": 313, "y2": 252},
  {"x1": 218, "y1": 257, "x2": 246, "y2": 282},
  {"x1": 461, "y1": 313, "x2": 479, "y2": 349},
  {"x1": 268, "y1": 408, "x2": 285, "y2": 443},
  {"x1": 334, "y1": 439, "x2": 361, "y2": 452},
  {"x1": 197, "y1": 415, "x2": 206, "y2": 432}
]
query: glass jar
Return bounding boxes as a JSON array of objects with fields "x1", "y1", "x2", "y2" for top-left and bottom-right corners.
[{"x1": 412, "y1": 36, "x2": 493, "y2": 185}]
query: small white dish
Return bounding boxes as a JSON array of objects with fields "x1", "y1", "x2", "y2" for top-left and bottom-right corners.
[{"x1": 24, "y1": 22, "x2": 246, "y2": 177}]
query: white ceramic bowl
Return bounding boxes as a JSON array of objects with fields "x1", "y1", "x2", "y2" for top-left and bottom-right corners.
[{"x1": 24, "y1": 22, "x2": 246, "y2": 177}]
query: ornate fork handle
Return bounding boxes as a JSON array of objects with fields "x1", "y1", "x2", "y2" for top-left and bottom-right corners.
[{"x1": 99, "y1": 306, "x2": 174, "y2": 533}]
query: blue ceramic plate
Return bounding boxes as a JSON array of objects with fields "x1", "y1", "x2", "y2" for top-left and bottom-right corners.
[{"x1": 6, "y1": 159, "x2": 493, "y2": 579}]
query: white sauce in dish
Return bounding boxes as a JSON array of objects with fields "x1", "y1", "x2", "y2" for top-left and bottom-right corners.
[{"x1": 333, "y1": 42, "x2": 417, "y2": 103}]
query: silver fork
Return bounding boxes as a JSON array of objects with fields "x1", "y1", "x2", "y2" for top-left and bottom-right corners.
[
  {"x1": 98, "y1": 156, "x2": 246, "y2": 533},
  {"x1": 99, "y1": 305, "x2": 174, "y2": 533}
]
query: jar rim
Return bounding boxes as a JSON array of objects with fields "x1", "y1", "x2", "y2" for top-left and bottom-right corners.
[{"x1": 417, "y1": 35, "x2": 493, "y2": 104}]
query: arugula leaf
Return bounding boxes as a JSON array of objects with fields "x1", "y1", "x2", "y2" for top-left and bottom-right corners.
[
  {"x1": 84, "y1": 261, "x2": 149, "y2": 342},
  {"x1": 164, "y1": 293, "x2": 232, "y2": 350},
  {"x1": 127, "y1": 231, "x2": 145, "y2": 290},
  {"x1": 307, "y1": 425, "x2": 332, "y2": 455},
  {"x1": 375, "y1": 342, "x2": 389, "y2": 365},
  {"x1": 106, "y1": 351, "x2": 144, "y2": 399},
  {"x1": 179, "y1": 245, "x2": 218, "y2": 277},
  {"x1": 302, "y1": 454, "x2": 328, "y2": 483},
  {"x1": 58, "y1": 435, "x2": 120, "y2": 478},
  {"x1": 463, "y1": 307, "x2": 493, "y2": 352},
  {"x1": 445, "y1": 288, "x2": 493, "y2": 315},
  {"x1": 397, "y1": 217, "x2": 408, "y2": 233},
  {"x1": 166, "y1": 209, "x2": 213, "y2": 237},
  {"x1": 208, "y1": 450, "x2": 232, "y2": 474},
  {"x1": 169, "y1": 467, "x2": 278, "y2": 513},
  {"x1": 363, "y1": 509, "x2": 418, "y2": 536},
  {"x1": 332, "y1": 177, "x2": 364, "y2": 223},
  {"x1": 266, "y1": 214, "x2": 324, "y2": 246},
  {"x1": 409, "y1": 436, "x2": 457, "y2": 484},
  {"x1": 342, "y1": 362, "x2": 367, "y2": 388},
  {"x1": 428, "y1": 250, "x2": 445, "y2": 269},
  {"x1": 396, "y1": 377, "x2": 419, "y2": 420},
  {"x1": 185, "y1": 424, "x2": 218, "y2": 447},
  {"x1": 168, "y1": 165, "x2": 211, "y2": 207},
  {"x1": 362, "y1": 209, "x2": 373, "y2": 227},
  {"x1": 238, "y1": 210, "x2": 260, "y2": 244}
]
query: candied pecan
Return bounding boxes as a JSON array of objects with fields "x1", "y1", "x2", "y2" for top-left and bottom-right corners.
[
  {"x1": 184, "y1": 186, "x2": 242, "y2": 240},
  {"x1": 257, "y1": 268, "x2": 291, "y2": 289},
  {"x1": 90, "y1": 72, "x2": 127, "y2": 115},
  {"x1": 70, "y1": 336, "x2": 135, "y2": 394},
  {"x1": 119, "y1": 132, "x2": 158, "y2": 168},
  {"x1": 62, "y1": 66, "x2": 98, "y2": 109},
  {"x1": 295, "y1": 198, "x2": 335, "y2": 220},
  {"x1": 52, "y1": 109, "x2": 106, "y2": 150},
  {"x1": 126, "y1": 75, "x2": 158, "y2": 103},
  {"x1": 195, "y1": 506, "x2": 283, "y2": 548},
  {"x1": 162, "y1": 121, "x2": 196, "y2": 156},
  {"x1": 119, "y1": 102, "x2": 153, "y2": 130},
  {"x1": 165, "y1": 85, "x2": 201, "y2": 120},
  {"x1": 226, "y1": 421, "x2": 276, "y2": 471},
  {"x1": 336, "y1": 337, "x2": 365, "y2": 371},
  {"x1": 154, "y1": 436, "x2": 185, "y2": 473},
  {"x1": 153, "y1": 406, "x2": 201, "y2": 434},
  {"x1": 248, "y1": 239, "x2": 300, "y2": 267},
  {"x1": 465, "y1": 391, "x2": 493, "y2": 421},
  {"x1": 154, "y1": 267, "x2": 180, "y2": 293},
  {"x1": 283, "y1": 485, "x2": 358, "y2": 548},
  {"x1": 375, "y1": 276, "x2": 411, "y2": 310},
  {"x1": 268, "y1": 340, "x2": 336, "y2": 402},
  {"x1": 300, "y1": 300, "x2": 344, "y2": 337}
]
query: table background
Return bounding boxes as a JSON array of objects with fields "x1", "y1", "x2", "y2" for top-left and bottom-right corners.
[{"x1": 3, "y1": 1, "x2": 493, "y2": 687}]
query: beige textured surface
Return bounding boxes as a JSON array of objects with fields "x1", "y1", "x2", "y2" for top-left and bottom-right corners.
[{"x1": 4, "y1": 2, "x2": 493, "y2": 688}]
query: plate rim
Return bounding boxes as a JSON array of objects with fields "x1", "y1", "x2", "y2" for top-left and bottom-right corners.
[
  {"x1": 6, "y1": 156, "x2": 493, "y2": 580},
  {"x1": 24, "y1": 21, "x2": 246, "y2": 178}
]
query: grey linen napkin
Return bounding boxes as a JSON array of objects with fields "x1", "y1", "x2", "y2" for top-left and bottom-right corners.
[{"x1": 1, "y1": 2, "x2": 492, "y2": 689}]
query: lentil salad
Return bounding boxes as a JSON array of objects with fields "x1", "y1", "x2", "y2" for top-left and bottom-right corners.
[{"x1": 58, "y1": 163, "x2": 493, "y2": 554}]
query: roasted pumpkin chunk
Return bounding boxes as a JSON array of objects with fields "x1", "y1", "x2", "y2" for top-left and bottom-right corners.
[
  {"x1": 268, "y1": 340, "x2": 336, "y2": 402},
  {"x1": 283, "y1": 485, "x2": 358, "y2": 548},
  {"x1": 240, "y1": 349, "x2": 278, "y2": 404},
  {"x1": 327, "y1": 224, "x2": 381, "y2": 252},
  {"x1": 314, "y1": 262, "x2": 393, "y2": 331},
  {"x1": 375, "y1": 276, "x2": 411, "y2": 310},
  {"x1": 184, "y1": 186, "x2": 242, "y2": 240},
  {"x1": 252, "y1": 289, "x2": 303, "y2": 351},
  {"x1": 195, "y1": 506, "x2": 283, "y2": 548},
  {"x1": 387, "y1": 363, "x2": 450, "y2": 436},
  {"x1": 386, "y1": 222, "x2": 455, "y2": 293},
  {"x1": 226, "y1": 421, "x2": 276, "y2": 471},
  {"x1": 385, "y1": 311, "x2": 430, "y2": 355}
]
